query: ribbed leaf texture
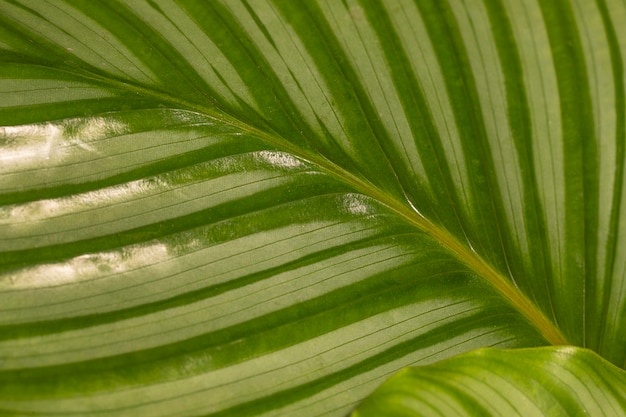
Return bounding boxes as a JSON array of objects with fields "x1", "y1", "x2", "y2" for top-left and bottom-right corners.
[
  {"x1": 353, "y1": 347, "x2": 626, "y2": 417},
  {"x1": 1, "y1": 0, "x2": 625, "y2": 416}
]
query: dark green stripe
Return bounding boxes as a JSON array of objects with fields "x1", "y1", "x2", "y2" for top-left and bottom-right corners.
[
  {"x1": 0, "y1": 215, "x2": 412, "y2": 339},
  {"x1": 274, "y1": 0, "x2": 412, "y2": 203},
  {"x1": 539, "y1": 0, "x2": 596, "y2": 346},
  {"x1": 1, "y1": 270, "x2": 526, "y2": 398},
  {"x1": 214, "y1": 309, "x2": 539, "y2": 417},
  {"x1": 177, "y1": 0, "x2": 325, "y2": 153},
  {"x1": 97, "y1": 0, "x2": 218, "y2": 100},
  {"x1": 0, "y1": 132, "x2": 267, "y2": 205},
  {"x1": 483, "y1": 0, "x2": 557, "y2": 325},
  {"x1": 0, "y1": 181, "x2": 353, "y2": 268},
  {"x1": 416, "y1": 0, "x2": 511, "y2": 278},
  {"x1": 593, "y1": 0, "x2": 626, "y2": 366},
  {"x1": 357, "y1": 0, "x2": 469, "y2": 239}
]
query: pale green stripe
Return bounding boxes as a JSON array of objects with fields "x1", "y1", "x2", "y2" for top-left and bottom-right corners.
[
  {"x1": 0, "y1": 79, "x2": 114, "y2": 107},
  {"x1": 317, "y1": 0, "x2": 429, "y2": 188},
  {"x1": 0, "y1": 191, "x2": 407, "y2": 319},
  {"x1": 602, "y1": 0, "x2": 626, "y2": 366},
  {"x1": 0, "y1": 215, "x2": 387, "y2": 321},
  {"x1": 258, "y1": 330, "x2": 522, "y2": 417},
  {"x1": 570, "y1": 0, "x2": 616, "y2": 337},
  {"x1": 218, "y1": 0, "x2": 353, "y2": 155},
  {"x1": 572, "y1": 0, "x2": 617, "y2": 258},
  {"x1": 0, "y1": 304, "x2": 502, "y2": 416},
  {"x1": 124, "y1": 0, "x2": 259, "y2": 113},
  {"x1": 608, "y1": 167, "x2": 626, "y2": 358},
  {"x1": 0, "y1": 1, "x2": 156, "y2": 83},
  {"x1": 0, "y1": 110, "x2": 222, "y2": 192},
  {"x1": 383, "y1": 0, "x2": 469, "y2": 215},
  {"x1": 0, "y1": 244, "x2": 419, "y2": 367},
  {"x1": 449, "y1": 0, "x2": 528, "y2": 270},
  {"x1": 0, "y1": 165, "x2": 302, "y2": 250},
  {"x1": 503, "y1": 0, "x2": 565, "y2": 285}
]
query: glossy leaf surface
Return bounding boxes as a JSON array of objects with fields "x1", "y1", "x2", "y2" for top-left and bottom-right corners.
[
  {"x1": 0, "y1": 0, "x2": 625, "y2": 416},
  {"x1": 353, "y1": 347, "x2": 626, "y2": 417}
]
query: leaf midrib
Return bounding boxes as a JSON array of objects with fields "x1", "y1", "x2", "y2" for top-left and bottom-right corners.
[{"x1": 50, "y1": 67, "x2": 570, "y2": 346}]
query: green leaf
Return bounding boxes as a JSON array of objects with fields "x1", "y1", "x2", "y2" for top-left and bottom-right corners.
[
  {"x1": 0, "y1": 0, "x2": 624, "y2": 416},
  {"x1": 352, "y1": 347, "x2": 626, "y2": 417}
]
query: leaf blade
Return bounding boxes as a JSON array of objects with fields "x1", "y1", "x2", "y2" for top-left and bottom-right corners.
[
  {"x1": 1, "y1": 0, "x2": 626, "y2": 415},
  {"x1": 352, "y1": 347, "x2": 626, "y2": 417}
]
